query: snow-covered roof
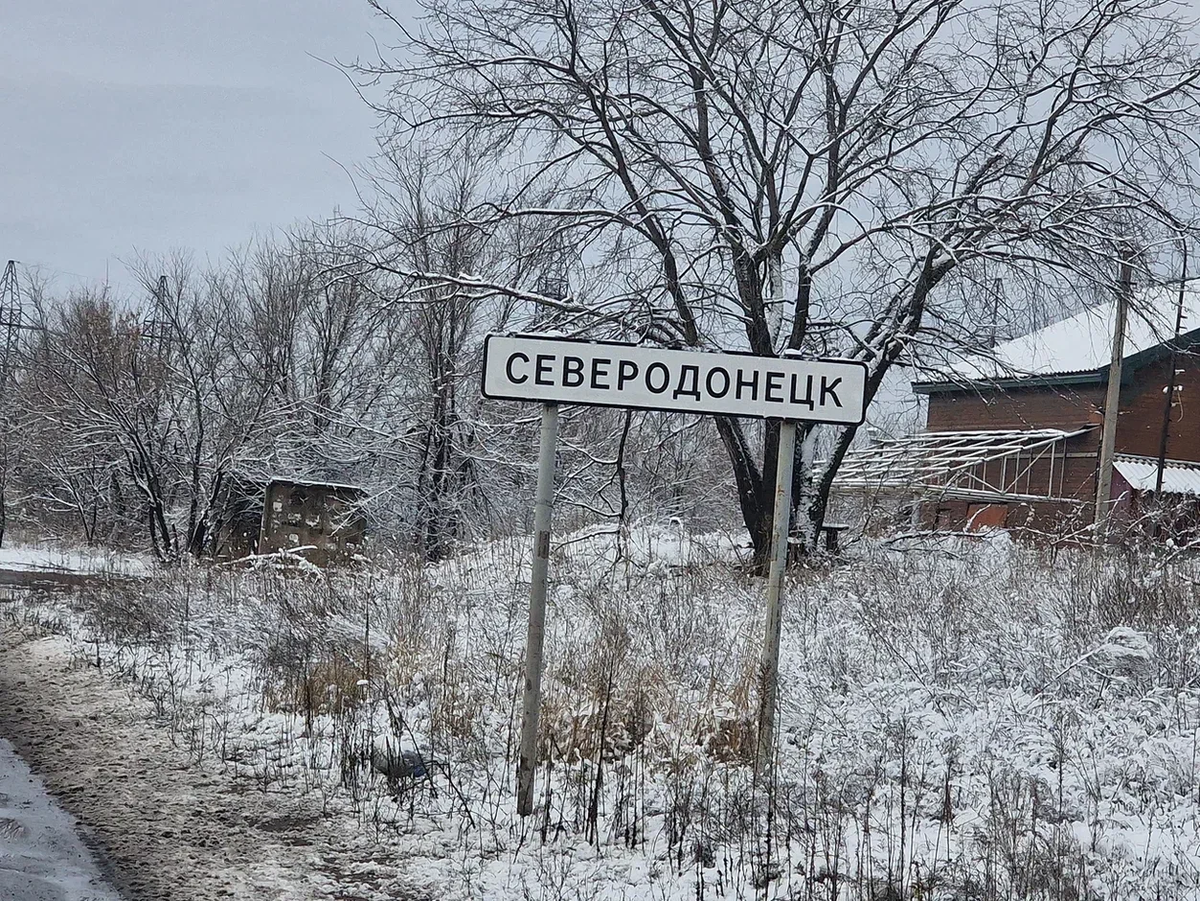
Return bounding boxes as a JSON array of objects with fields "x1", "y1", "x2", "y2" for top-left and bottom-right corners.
[
  {"x1": 936, "y1": 287, "x2": 1200, "y2": 383},
  {"x1": 1113, "y1": 454, "x2": 1200, "y2": 497},
  {"x1": 267, "y1": 477, "x2": 364, "y2": 494}
]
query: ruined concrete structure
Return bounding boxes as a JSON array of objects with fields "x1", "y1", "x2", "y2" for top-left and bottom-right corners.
[
  {"x1": 257, "y1": 479, "x2": 366, "y2": 564},
  {"x1": 211, "y1": 476, "x2": 366, "y2": 564}
]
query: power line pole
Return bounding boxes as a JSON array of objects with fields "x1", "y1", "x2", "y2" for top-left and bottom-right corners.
[
  {"x1": 988, "y1": 277, "x2": 1004, "y2": 348},
  {"x1": 143, "y1": 275, "x2": 173, "y2": 359},
  {"x1": 1155, "y1": 239, "x2": 1188, "y2": 499},
  {"x1": 0, "y1": 260, "x2": 22, "y2": 550},
  {"x1": 1094, "y1": 255, "x2": 1133, "y2": 534}
]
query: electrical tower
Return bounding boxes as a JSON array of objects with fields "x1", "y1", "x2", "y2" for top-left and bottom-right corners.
[
  {"x1": 142, "y1": 274, "x2": 174, "y2": 359},
  {"x1": 0, "y1": 261, "x2": 17, "y2": 549},
  {"x1": 535, "y1": 234, "x2": 571, "y2": 303},
  {"x1": 0, "y1": 261, "x2": 23, "y2": 389}
]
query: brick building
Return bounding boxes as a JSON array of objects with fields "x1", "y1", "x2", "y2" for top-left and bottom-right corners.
[{"x1": 835, "y1": 289, "x2": 1200, "y2": 535}]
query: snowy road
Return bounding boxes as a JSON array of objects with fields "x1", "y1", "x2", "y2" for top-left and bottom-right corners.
[
  {"x1": 0, "y1": 738, "x2": 124, "y2": 901},
  {"x1": 0, "y1": 564, "x2": 340, "y2": 900},
  {"x1": 0, "y1": 635, "x2": 327, "y2": 900}
]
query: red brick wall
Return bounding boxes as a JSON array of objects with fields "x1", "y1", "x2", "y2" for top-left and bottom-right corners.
[
  {"x1": 923, "y1": 383, "x2": 1102, "y2": 530},
  {"x1": 919, "y1": 354, "x2": 1200, "y2": 532},
  {"x1": 925, "y1": 356, "x2": 1200, "y2": 463},
  {"x1": 925, "y1": 383, "x2": 1105, "y2": 433},
  {"x1": 1115, "y1": 354, "x2": 1200, "y2": 461},
  {"x1": 921, "y1": 497, "x2": 1086, "y2": 534}
]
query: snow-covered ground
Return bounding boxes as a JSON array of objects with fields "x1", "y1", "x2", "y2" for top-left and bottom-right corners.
[
  {"x1": 0, "y1": 543, "x2": 150, "y2": 576},
  {"x1": 2, "y1": 530, "x2": 1200, "y2": 900},
  {"x1": 0, "y1": 737, "x2": 124, "y2": 901},
  {"x1": 0, "y1": 634, "x2": 430, "y2": 900}
]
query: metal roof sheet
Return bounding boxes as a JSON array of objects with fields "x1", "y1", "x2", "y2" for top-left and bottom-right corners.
[
  {"x1": 1112, "y1": 455, "x2": 1200, "y2": 496},
  {"x1": 834, "y1": 427, "x2": 1091, "y2": 498}
]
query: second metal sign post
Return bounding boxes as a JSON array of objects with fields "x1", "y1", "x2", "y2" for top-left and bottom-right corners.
[{"x1": 482, "y1": 334, "x2": 868, "y2": 816}]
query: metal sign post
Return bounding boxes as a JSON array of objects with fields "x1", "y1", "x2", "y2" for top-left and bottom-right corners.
[
  {"x1": 756, "y1": 418, "x2": 797, "y2": 772},
  {"x1": 482, "y1": 333, "x2": 867, "y2": 816},
  {"x1": 516, "y1": 402, "x2": 559, "y2": 816}
]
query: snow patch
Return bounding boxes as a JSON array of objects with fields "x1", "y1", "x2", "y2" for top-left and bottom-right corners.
[{"x1": 0, "y1": 738, "x2": 123, "y2": 901}]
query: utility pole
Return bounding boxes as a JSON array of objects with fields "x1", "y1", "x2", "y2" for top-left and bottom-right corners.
[
  {"x1": 1155, "y1": 239, "x2": 1189, "y2": 498},
  {"x1": 988, "y1": 277, "x2": 1004, "y2": 348},
  {"x1": 756, "y1": 264, "x2": 798, "y2": 775},
  {"x1": 1094, "y1": 256, "x2": 1133, "y2": 533}
]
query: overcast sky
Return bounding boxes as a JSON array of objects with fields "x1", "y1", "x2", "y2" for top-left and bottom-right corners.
[
  {"x1": 1, "y1": 1, "x2": 397, "y2": 295},
  {"x1": 7, "y1": 1, "x2": 1199, "y2": 302}
]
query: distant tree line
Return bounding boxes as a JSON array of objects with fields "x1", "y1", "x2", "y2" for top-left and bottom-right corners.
[{"x1": 4, "y1": 200, "x2": 735, "y2": 559}]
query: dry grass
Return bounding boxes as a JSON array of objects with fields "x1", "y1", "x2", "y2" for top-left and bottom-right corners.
[{"x1": 19, "y1": 529, "x2": 1200, "y2": 900}]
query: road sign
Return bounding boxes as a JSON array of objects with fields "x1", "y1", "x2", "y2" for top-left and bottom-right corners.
[
  {"x1": 483, "y1": 332, "x2": 870, "y2": 814},
  {"x1": 482, "y1": 334, "x2": 867, "y2": 424}
]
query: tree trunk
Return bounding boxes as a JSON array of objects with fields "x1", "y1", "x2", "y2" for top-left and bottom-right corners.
[
  {"x1": 716, "y1": 417, "x2": 862, "y2": 571},
  {"x1": 714, "y1": 415, "x2": 794, "y2": 572}
]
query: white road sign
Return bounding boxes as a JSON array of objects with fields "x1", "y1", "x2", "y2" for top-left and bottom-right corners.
[{"x1": 481, "y1": 334, "x2": 867, "y2": 424}]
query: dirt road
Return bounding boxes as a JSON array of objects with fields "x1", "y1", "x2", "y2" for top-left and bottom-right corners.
[
  {"x1": 0, "y1": 735, "x2": 124, "y2": 901},
  {"x1": 0, "y1": 638, "x2": 436, "y2": 900},
  {"x1": 0, "y1": 632, "x2": 332, "y2": 900}
]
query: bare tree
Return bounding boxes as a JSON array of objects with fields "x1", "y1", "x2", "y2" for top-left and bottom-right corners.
[
  {"x1": 359, "y1": 0, "x2": 1200, "y2": 562},
  {"x1": 340, "y1": 147, "x2": 571, "y2": 557},
  {"x1": 23, "y1": 290, "x2": 182, "y2": 556},
  {"x1": 127, "y1": 252, "x2": 271, "y2": 555},
  {"x1": 20, "y1": 253, "x2": 281, "y2": 558},
  {"x1": 381, "y1": 157, "x2": 502, "y2": 558}
]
